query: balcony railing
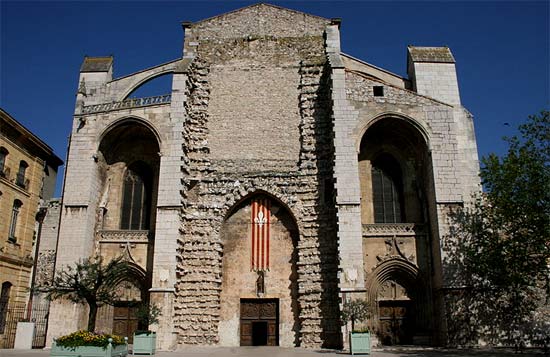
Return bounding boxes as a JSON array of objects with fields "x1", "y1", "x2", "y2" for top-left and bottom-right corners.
[
  {"x1": 82, "y1": 94, "x2": 171, "y2": 114},
  {"x1": 362, "y1": 223, "x2": 425, "y2": 237},
  {"x1": 98, "y1": 230, "x2": 151, "y2": 243}
]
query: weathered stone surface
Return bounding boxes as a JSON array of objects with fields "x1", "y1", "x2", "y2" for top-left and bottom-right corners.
[{"x1": 49, "y1": 3, "x2": 481, "y2": 351}]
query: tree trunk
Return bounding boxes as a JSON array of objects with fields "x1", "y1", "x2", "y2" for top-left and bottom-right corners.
[{"x1": 88, "y1": 303, "x2": 98, "y2": 332}]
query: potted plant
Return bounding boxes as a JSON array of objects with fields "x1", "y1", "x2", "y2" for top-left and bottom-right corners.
[
  {"x1": 50, "y1": 330, "x2": 128, "y2": 357},
  {"x1": 133, "y1": 302, "x2": 162, "y2": 355},
  {"x1": 341, "y1": 299, "x2": 371, "y2": 355}
]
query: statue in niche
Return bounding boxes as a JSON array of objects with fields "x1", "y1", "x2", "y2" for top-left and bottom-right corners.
[{"x1": 256, "y1": 271, "x2": 265, "y2": 297}]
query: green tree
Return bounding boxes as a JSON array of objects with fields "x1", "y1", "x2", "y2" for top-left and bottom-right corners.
[
  {"x1": 36, "y1": 256, "x2": 129, "y2": 332},
  {"x1": 445, "y1": 110, "x2": 550, "y2": 345},
  {"x1": 341, "y1": 299, "x2": 370, "y2": 332}
]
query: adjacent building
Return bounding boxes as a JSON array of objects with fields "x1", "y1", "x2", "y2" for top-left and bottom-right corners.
[
  {"x1": 0, "y1": 108, "x2": 63, "y2": 348},
  {"x1": 47, "y1": 4, "x2": 480, "y2": 350}
]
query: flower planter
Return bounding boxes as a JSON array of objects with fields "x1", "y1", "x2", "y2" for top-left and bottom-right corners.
[
  {"x1": 50, "y1": 341, "x2": 128, "y2": 357},
  {"x1": 133, "y1": 332, "x2": 156, "y2": 355},
  {"x1": 349, "y1": 332, "x2": 371, "y2": 355}
]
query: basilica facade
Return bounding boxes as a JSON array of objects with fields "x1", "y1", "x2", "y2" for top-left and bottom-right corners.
[{"x1": 47, "y1": 4, "x2": 480, "y2": 350}]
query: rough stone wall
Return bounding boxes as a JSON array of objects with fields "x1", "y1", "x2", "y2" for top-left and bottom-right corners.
[{"x1": 175, "y1": 12, "x2": 340, "y2": 348}]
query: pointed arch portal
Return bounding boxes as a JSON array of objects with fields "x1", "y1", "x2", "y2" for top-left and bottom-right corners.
[{"x1": 218, "y1": 192, "x2": 300, "y2": 347}]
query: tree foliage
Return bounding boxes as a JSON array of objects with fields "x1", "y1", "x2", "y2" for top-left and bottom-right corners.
[
  {"x1": 36, "y1": 256, "x2": 129, "y2": 332},
  {"x1": 445, "y1": 110, "x2": 550, "y2": 346},
  {"x1": 135, "y1": 302, "x2": 162, "y2": 334},
  {"x1": 341, "y1": 299, "x2": 370, "y2": 332}
]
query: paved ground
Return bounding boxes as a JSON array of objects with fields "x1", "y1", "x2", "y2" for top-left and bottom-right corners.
[{"x1": 0, "y1": 346, "x2": 547, "y2": 357}]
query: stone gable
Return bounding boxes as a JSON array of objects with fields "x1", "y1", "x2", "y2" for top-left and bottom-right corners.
[{"x1": 191, "y1": 3, "x2": 330, "y2": 40}]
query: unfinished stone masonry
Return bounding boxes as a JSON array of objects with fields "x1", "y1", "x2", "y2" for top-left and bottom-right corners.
[{"x1": 47, "y1": 3, "x2": 480, "y2": 350}]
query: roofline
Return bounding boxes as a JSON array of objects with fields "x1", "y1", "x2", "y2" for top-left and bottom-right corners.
[
  {"x1": 109, "y1": 58, "x2": 182, "y2": 83},
  {"x1": 184, "y1": 2, "x2": 331, "y2": 27},
  {"x1": 345, "y1": 69, "x2": 452, "y2": 108},
  {"x1": 341, "y1": 52, "x2": 409, "y2": 82},
  {"x1": 0, "y1": 107, "x2": 64, "y2": 167}
]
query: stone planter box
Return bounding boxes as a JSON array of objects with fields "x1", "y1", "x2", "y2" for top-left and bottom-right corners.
[
  {"x1": 350, "y1": 332, "x2": 371, "y2": 355},
  {"x1": 50, "y1": 341, "x2": 128, "y2": 357},
  {"x1": 133, "y1": 332, "x2": 156, "y2": 355}
]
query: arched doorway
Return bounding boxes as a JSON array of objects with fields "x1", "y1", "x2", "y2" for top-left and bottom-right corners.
[
  {"x1": 377, "y1": 278, "x2": 415, "y2": 345},
  {"x1": 359, "y1": 116, "x2": 434, "y2": 345},
  {"x1": 367, "y1": 259, "x2": 426, "y2": 346},
  {"x1": 218, "y1": 193, "x2": 300, "y2": 347}
]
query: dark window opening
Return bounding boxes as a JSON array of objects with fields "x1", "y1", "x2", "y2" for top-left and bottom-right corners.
[
  {"x1": 373, "y1": 86, "x2": 384, "y2": 97},
  {"x1": 8, "y1": 200, "x2": 22, "y2": 242},
  {"x1": 16, "y1": 161, "x2": 28, "y2": 188},
  {"x1": 0, "y1": 147, "x2": 8, "y2": 177},
  {"x1": 0, "y1": 282, "x2": 12, "y2": 333},
  {"x1": 372, "y1": 154, "x2": 404, "y2": 223},
  {"x1": 120, "y1": 162, "x2": 152, "y2": 230}
]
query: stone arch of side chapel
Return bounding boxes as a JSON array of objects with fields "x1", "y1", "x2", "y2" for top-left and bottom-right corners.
[
  {"x1": 97, "y1": 116, "x2": 163, "y2": 153},
  {"x1": 354, "y1": 112, "x2": 431, "y2": 153},
  {"x1": 218, "y1": 189, "x2": 301, "y2": 348}
]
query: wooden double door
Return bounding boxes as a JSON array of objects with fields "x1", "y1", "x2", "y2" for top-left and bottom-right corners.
[
  {"x1": 378, "y1": 300, "x2": 414, "y2": 345},
  {"x1": 113, "y1": 304, "x2": 139, "y2": 343},
  {"x1": 240, "y1": 299, "x2": 278, "y2": 346}
]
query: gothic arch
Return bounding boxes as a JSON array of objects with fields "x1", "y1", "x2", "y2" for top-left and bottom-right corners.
[
  {"x1": 222, "y1": 189, "x2": 300, "y2": 231},
  {"x1": 366, "y1": 258, "x2": 422, "y2": 303},
  {"x1": 97, "y1": 116, "x2": 162, "y2": 153},
  {"x1": 354, "y1": 112, "x2": 431, "y2": 153},
  {"x1": 107, "y1": 261, "x2": 148, "y2": 289},
  {"x1": 216, "y1": 185, "x2": 303, "y2": 237}
]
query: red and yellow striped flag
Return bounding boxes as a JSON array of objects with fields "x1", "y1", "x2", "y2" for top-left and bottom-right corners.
[{"x1": 251, "y1": 198, "x2": 271, "y2": 271}]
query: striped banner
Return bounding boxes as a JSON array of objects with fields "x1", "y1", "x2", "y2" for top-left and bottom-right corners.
[{"x1": 251, "y1": 198, "x2": 271, "y2": 271}]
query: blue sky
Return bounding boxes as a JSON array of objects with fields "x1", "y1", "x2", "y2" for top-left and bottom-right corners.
[{"x1": 1, "y1": 1, "x2": 549, "y2": 197}]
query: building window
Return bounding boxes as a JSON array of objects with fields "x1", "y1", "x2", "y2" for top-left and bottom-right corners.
[
  {"x1": 120, "y1": 163, "x2": 151, "y2": 230},
  {"x1": 8, "y1": 200, "x2": 22, "y2": 242},
  {"x1": 371, "y1": 154, "x2": 404, "y2": 223},
  {"x1": 16, "y1": 160, "x2": 28, "y2": 188},
  {"x1": 0, "y1": 282, "x2": 11, "y2": 334},
  {"x1": 373, "y1": 86, "x2": 384, "y2": 97},
  {"x1": 0, "y1": 147, "x2": 8, "y2": 177}
]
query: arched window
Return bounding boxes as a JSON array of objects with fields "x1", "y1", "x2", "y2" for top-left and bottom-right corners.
[
  {"x1": 371, "y1": 154, "x2": 404, "y2": 223},
  {"x1": 8, "y1": 200, "x2": 22, "y2": 242},
  {"x1": 16, "y1": 160, "x2": 28, "y2": 188},
  {"x1": 0, "y1": 282, "x2": 12, "y2": 333},
  {"x1": 120, "y1": 162, "x2": 151, "y2": 230},
  {"x1": 0, "y1": 147, "x2": 8, "y2": 177}
]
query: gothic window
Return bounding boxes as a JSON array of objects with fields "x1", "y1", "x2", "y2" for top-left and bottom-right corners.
[
  {"x1": 120, "y1": 163, "x2": 151, "y2": 230},
  {"x1": 8, "y1": 200, "x2": 22, "y2": 242},
  {"x1": 16, "y1": 160, "x2": 28, "y2": 188},
  {"x1": 0, "y1": 147, "x2": 8, "y2": 177},
  {"x1": 372, "y1": 154, "x2": 404, "y2": 223},
  {"x1": 0, "y1": 282, "x2": 11, "y2": 333}
]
